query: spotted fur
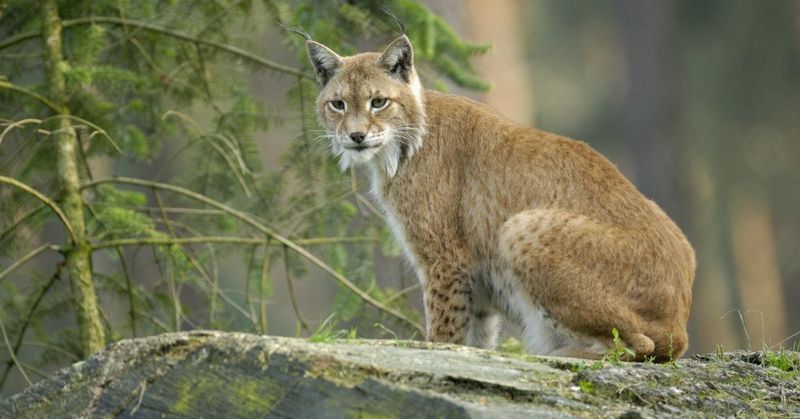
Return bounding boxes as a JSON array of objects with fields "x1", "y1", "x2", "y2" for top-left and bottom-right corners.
[{"x1": 307, "y1": 36, "x2": 695, "y2": 361}]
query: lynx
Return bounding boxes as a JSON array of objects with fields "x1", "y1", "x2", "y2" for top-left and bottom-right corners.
[{"x1": 306, "y1": 35, "x2": 695, "y2": 361}]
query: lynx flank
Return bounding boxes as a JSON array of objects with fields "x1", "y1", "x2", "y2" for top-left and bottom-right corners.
[{"x1": 306, "y1": 35, "x2": 695, "y2": 361}]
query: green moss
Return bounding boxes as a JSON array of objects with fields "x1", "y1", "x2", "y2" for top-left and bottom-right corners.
[
  {"x1": 763, "y1": 350, "x2": 799, "y2": 373},
  {"x1": 345, "y1": 411, "x2": 397, "y2": 419},
  {"x1": 577, "y1": 380, "x2": 595, "y2": 395},
  {"x1": 497, "y1": 337, "x2": 524, "y2": 354},
  {"x1": 171, "y1": 372, "x2": 280, "y2": 416}
]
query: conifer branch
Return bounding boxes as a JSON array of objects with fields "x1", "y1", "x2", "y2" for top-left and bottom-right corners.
[
  {"x1": 0, "y1": 16, "x2": 313, "y2": 80},
  {"x1": 90, "y1": 236, "x2": 377, "y2": 250},
  {"x1": 0, "y1": 176, "x2": 77, "y2": 243},
  {"x1": 81, "y1": 176, "x2": 425, "y2": 335},
  {"x1": 0, "y1": 80, "x2": 60, "y2": 113},
  {"x1": 259, "y1": 239, "x2": 271, "y2": 334},
  {"x1": 0, "y1": 205, "x2": 46, "y2": 244},
  {"x1": 0, "y1": 267, "x2": 60, "y2": 391},
  {"x1": 0, "y1": 244, "x2": 61, "y2": 283},
  {"x1": 115, "y1": 246, "x2": 137, "y2": 338},
  {"x1": 283, "y1": 245, "x2": 310, "y2": 333},
  {"x1": 0, "y1": 316, "x2": 31, "y2": 389}
]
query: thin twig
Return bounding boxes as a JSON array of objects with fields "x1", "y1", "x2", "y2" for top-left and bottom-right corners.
[
  {"x1": 81, "y1": 177, "x2": 424, "y2": 335},
  {"x1": 0, "y1": 176, "x2": 77, "y2": 243},
  {"x1": 91, "y1": 235, "x2": 378, "y2": 249},
  {"x1": 129, "y1": 381, "x2": 147, "y2": 416},
  {"x1": 0, "y1": 80, "x2": 59, "y2": 112},
  {"x1": 770, "y1": 330, "x2": 800, "y2": 350},
  {"x1": 244, "y1": 244, "x2": 258, "y2": 327},
  {"x1": 383, "y1": 283, "x2": 421, "y2": 305},
  {"x1": 154, "y1": 190, "x2": 189, "y2": 328},
  {"x1": 259, "y1": 238, "x2": 271, "y2": 334},
  {"x1": 722, "y1": 309, "x2": 751, "y2": 351},
  {"x1": 0, "y1": 16, "x2": 313, "y2": 79},
  {"x1": 0, "y1": 316, "x2": 31, "y2": 388},
  {"x1": 0, "y1": 243, "x2": 61, "y2": 282},
  {"x1": 116, "y1": 246, "x2": 137, "y2": 338},
  {"x1": 140, "y1": 210, "x2": 258, "y2": 328},
  {"x1": 21, "y1": 340, "x2": 79, "y2": 362},
  {"x1": 0, "y1": 266, "x2": 60, "y2": 390},
  {"x1": 283, "y1": 245, "x2": 309, "y2": 333}
]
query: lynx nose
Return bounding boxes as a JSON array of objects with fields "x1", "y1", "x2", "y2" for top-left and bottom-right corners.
[{"x1": 349, "y1": 132, "x2": 366, "y2": 144}]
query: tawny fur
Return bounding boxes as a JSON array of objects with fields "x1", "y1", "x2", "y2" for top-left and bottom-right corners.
[{"x1": 306, "y1": 35, "x2": 695, "y2": 361}]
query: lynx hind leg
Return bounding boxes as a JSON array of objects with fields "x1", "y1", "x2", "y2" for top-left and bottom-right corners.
[
  {"x1": 465, "y1": 279, "x2": 502, "y2": 349},
  {"x1": 499, "y1": 209, "x2": 656, "y2": 359}
]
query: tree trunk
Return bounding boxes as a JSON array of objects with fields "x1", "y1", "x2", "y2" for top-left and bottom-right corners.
[
  {"x1": 465, "y1": 0, "x2": 534, "y2": 124},
  {"x1": 614, "y1": 0, "x2": 684, "y2": 221},
  {"x1": 731, "y1": 190, "x2": 786, "y2": 348},
  {"x1": 40, "y1": 0, "x2": 105, "y2": 356}
]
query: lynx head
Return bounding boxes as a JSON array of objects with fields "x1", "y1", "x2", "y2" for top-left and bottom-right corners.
[{"x1": 306, "y1": 35, "x2": 426, "y2": 177}]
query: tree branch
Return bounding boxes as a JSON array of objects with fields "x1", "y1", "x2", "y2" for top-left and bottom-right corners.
[
  {"x1": 0, "y1": 316, "x2": 31, "y2": 390},
  {"x1": 91, "y1": 236, "x2": 378, "y2": 250},
  {"x1": 81, "y1": 177, "x2": 424, "y2": 335},
  {"x1": 0, "y1": 266, "x2": 60, "y2": 391},
  {"x1": 0, "y1": 176, "x2": 77, "y2": 243},
  {"x1": 0, "y1": 80, "x2": 60, "y2": 113},
  {"x1": 259, "y1": 239, "x2": 271, "y2": 334},
  {"x1": 283, "y1": 245, "x2": 310, "y2": 334},
  {"x1": 0, "y1": 243, "x2": 61, "y2": 283},
  {"x1": 0, "y1": 16, "x2": 313, "y2": 80},
  {"x1": 0, "y1": 204, "x2": 46, "y2": 244}
]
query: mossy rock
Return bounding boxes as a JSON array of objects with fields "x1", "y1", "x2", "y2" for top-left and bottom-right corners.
[{"x1": 1, "y1": 331, "x2": 798, "y2": 418}]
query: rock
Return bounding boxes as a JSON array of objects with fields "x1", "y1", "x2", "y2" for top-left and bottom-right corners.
[{"x1": 1, "y1": 331, "x2": 798, "y2": 418}]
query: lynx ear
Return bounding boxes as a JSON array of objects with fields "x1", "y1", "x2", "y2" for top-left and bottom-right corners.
[
  {"x1": 378, "y1": 35, "x2": 414, "y2": 83},
  {"x1": 307, "y1": 41, "x2": 343, "y2": 86}
]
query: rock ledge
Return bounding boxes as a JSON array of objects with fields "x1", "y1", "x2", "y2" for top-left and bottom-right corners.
[{"x1": 1, "y1": 331, "x2": 798, "y2": 418}]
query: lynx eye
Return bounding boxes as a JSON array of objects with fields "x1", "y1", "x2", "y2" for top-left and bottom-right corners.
[
  {"x1": 370, "y1": 97, "x2": 389, "y2": 110},
  {"x1": 329, "y1": 100, "x2": 346, "y2": 112}
]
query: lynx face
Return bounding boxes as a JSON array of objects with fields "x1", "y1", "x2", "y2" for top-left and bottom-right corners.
[{"x1": 307, "y1": 36, "x2": 426, "y2": 177}]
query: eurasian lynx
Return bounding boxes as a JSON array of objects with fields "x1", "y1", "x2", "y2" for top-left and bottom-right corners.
[{"x1": 306, "y1": 35, "x2": 695, "y2": 361}]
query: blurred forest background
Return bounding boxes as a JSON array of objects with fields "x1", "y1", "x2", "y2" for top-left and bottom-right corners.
[{"x1": 1, "y1": 0, "x2": 798, "y2": 397}]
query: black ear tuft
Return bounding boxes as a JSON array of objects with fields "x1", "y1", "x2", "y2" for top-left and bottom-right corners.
[
  {"x1": 377, "y1": 35, "x2": 414, "y2": 83},
  {"x1": 307, "y1": 41, "x2": 343, "y2": 86}
]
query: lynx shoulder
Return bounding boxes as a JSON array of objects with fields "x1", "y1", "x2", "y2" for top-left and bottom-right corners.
[{"x1": 306, "y1": 35, "x2": 695, "y2": 361}]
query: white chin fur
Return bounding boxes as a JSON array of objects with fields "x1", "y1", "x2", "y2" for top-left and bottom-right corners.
[{"x1": 335, "y1": 127, "x2": 422, "y2": 178}]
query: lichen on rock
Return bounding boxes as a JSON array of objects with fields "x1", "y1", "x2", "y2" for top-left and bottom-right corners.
[{"x1": 0, "y1": 331, "x2": 797, "y2": 418}]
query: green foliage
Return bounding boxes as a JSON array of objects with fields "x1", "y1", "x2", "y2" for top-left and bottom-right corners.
[
  {"x1": 603, "y1": 328, "x2": 636, "y2": 365},
  {"x1": 497, "y1": 337, "x2": 524, "y2": 354},
  {"x1": 763, "y1": 350, "x2": 799, "y2": 373},
  {"x1": 577, "y1": 379, "x2": 595, "y2": 394},
  {"x1": 307, "y1": 314, "x2": 357, "y2": 343},
  {"x1": 0, "y1": 0, "x2": 486, "y2": 396}
]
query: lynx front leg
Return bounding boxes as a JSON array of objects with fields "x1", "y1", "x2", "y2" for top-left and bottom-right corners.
[
  {"x1": 422, "y1": 261, "x2": 472, "y2": 344},
  {"x1": 465, "y1": 279, "x2": 502, "y2": 349}
]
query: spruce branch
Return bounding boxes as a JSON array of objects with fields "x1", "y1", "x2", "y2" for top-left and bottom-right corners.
[
  {"x1": 0, "y1": 16, "x2": 313, "y2": 80},
  {"x1": 0, "y1": 243, "x2": 61, "y2": 283},
  {"x1": 283, "y1": 245, "x2": 310, "y2": 334},
  {"x1": 259, "y1": 239, "x2": 271, "y2": 334},
  {"x1": 115, "y1": 246, "x2": 137, "y2": 338},
  {"x1": 81, "y1": 176, "x2": 424, "y2": 335},
  {"x1": 0, "y1": 204, "x2": 46, "y2": 244},
  {"x1": 91, "y1": 236, "x2": 377, "y2": 250},
  {"x1": 151, "y1": 191, "x2": 259, "y2": 328},
  {"x1": 0, "y1": 316, "x2": 30, "y2": 389},
  {"x1": 0, "y1": 80, "x2": 59, "y2": 112},
  {"x1": 0, "y1": 176, "x2": 77, "y2": 243},
  {"x1": 0, "y1": 266, "x2": 60, "y2": 391}
]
